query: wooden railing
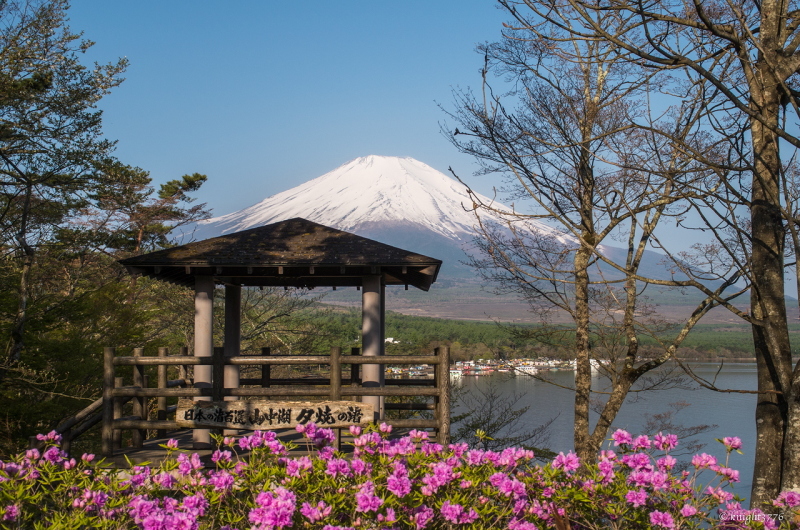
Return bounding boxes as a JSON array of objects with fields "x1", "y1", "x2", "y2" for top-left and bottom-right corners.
[
  {"x1": 101, "y1": 345, "x2": 450, "y2": 456},
  {"x1": 29, "y1": 347, "x2": 188, "y2": 455}
]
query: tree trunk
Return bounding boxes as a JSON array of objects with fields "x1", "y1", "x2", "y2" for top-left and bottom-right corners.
[
  {"x1": 8, "y1": 182, "x2": 34, "y2": 362},
  {"x1": 8, "y1": 249, "x2": 33, "y2": 362},
  {"x1": 783, "y1": 373, "x2": 800, "y2": 493},
  {"x1": 587, "y1": 272, "x2": 640, "y2": 452},
  {"x1": 748, "y1": 77, "x2": 793, "y2": 507},
  {"x1": 573, "y1": 113, "x2": 596, "y2": 460},
  {"x1": 573, "y1": 242, "x2": 592, "y2": 460},
  {"x1": 588, "y1": 374, "x2": 634, "y2": 453}
]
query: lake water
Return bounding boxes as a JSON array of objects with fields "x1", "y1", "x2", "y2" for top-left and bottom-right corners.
[{"x1": 452, "y1": 362, "x2": 757, "y2": 501}]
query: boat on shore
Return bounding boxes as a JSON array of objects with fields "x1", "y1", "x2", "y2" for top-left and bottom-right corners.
[{"x1": 450, "y1": 358, "x2": 577, "y2": 376}]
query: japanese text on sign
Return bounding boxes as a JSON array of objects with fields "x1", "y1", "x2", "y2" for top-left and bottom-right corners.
[{"x1": 176, "y1": 399, "x2": 373, "y2": 430}]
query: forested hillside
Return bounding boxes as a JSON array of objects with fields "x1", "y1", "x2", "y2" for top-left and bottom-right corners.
[{"x1": 317, "y1": 309, "x2": 798, "y2": 361}]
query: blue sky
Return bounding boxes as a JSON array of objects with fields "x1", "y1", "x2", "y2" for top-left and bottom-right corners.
[
  {"x1": 67, "y1": 1, "x2": 509, "y2": 217},
  {"x1": 66, "y1": 3, "x2": 800, "y2": 299}
]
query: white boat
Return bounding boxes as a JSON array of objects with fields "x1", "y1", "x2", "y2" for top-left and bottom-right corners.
[{"x1": 514, "y1": 366, "x2": 538, "y2": 376}]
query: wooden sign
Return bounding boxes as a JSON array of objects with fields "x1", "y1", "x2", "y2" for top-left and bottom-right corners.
[{"x1": 176, "y1": 399, "x2": 374, "y2": 430}]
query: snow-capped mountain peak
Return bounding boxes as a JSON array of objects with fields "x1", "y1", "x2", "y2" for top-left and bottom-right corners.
[
  {"x1": 197, "y1": 155, "x2": 499, "y2": 241},
  {"x1": 189, "y1": 155, "x2": 573, "y2": 278},
  {"x1": 185, "y1": 155, "x2": 688, "y2": 287}
]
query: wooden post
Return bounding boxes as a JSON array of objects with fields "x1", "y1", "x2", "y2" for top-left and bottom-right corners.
[
  {"x1": 212, "y1": 346, "x2": 225, "y2": 402},
  {"x1": 113, "y1": 376, "x2": 123, "y2": 449},
  {"x1": 261, "y1": 347, "x2": 271, "y2": 389},
  {"x1": 330, "y1": 347, "x2": 342, "y2": 401},
  {"x1": 224, "y1": 285, "x2": 241, "y2": 395},
  {"x1": 330, "y1": 346, "x2": 342, "y2": 449},
  {"x1": 102, "y1": 347, "x2": 115, "y2": 456},
  {"x1": 362, "y1": 275, "x2": 383, "y2": 420},
  {"x1": 350, "y1": 347, "x2": 360, "y2": 398},
  {"x1": 194, "y1": 276, "x2": 214, "y2": 448},
  {"x1": 435, "y1": 346, "x2": 451, "y2": 445},
  {"x1": 157, "y1": 347, "x2": 168, "y2": 438},
  {"x1": 179, "y1": 346, "x2": 188, "y2": 383},
  {"x1": 224, "y1": 285, "x2": 241, "y2": 436},
  {"x1": 379, "y1": 278, "x2": 386, "y2": 416},
  {"x1": 132, "y1": 348, "x2": 146, "y2": 448}
]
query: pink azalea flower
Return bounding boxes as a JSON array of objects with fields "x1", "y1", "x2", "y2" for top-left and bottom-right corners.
[
  {"x1": 325, "y1": 458, "x2": 351, "y2": 478},
  {"x1": 300, "y1": 501, "x2": 331, "y2": 523},
  {"x1": 657, "y1": 455, "x2": 677, "y2": 472},
  {"x1": 650, "y1": 510, "x2": 675, "y2": 529},
  {"x1": 411, "y1": 505, "x2": 434, "y2": 529},
  {"x1": 152, "y1": 472, "x2": 175, "y2": 489},
  {"x1": 611, "y1": 429, "x2": 632, "y2": 446},
  {"x1": 775, "y1": 490, "x2": 800, "y2": 508},
  {"x1": 552, "y1": 452, "x2": 580, "y2": 473},
  {"x1": 440, "y1": 501, "x2": 478, "y2": 524},
  {"x1": 285, "y1": 456, "x2": 312, "y2": 478},
  {"x1": 3, "y1": 505, "x2": 19, "y2": 521},
  {"x1": 250, "y1": 487, "x2": 296, "y2": 528},
  {"x1": 653, "y1": 432, "x2": 678, "y2": 451},
  {"x1": 691, "y1": 453, "x2": 717, "y2": 469},
  {"x1": 211, "y1": 450, "x2": 231, "y2": 463},
  {"x1": 355, "y1": 481, "x2": 383, "y2": 513},
  {"x1": 625, "y1": 489, "x2": 647, "y2": 507},
  {"x1": 722, "y1": 436, "x2": 742, "y2": 451},
  {"x1": 409, "y1": 429, "x2": 429, "y2": 442},
  {"x1": 705, "y1": 486, "x2": 734, "y2": 503}
]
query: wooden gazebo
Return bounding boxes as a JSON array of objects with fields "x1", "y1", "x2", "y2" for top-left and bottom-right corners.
[{"x1": 118, "y1": 217, "x2": 443, "y2": 448}]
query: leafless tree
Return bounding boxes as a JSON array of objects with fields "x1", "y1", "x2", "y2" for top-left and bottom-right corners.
[
  {"x1": 504, "y1": 0, "x2": 800, "y2": 507},
  {"x1": 445, "y1": 2, "x2": 746, "y2": 460}
]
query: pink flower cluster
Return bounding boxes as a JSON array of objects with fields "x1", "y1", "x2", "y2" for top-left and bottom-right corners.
[
  {"x1": 0, "y1": 425, "x2": 794, "y2": 529},
  {"x1": 249, "y1": 487, "x2": 296, "y2": 528},
  {"x1": 128, "y1": 492, "x2": 207, "y2": 530}
]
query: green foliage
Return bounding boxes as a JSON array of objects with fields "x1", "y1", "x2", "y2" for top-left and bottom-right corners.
[
  {"x1": 158, "y1": 173, "x2": 208, "y2": 200},
  {"x1": 88, "y1": 161, "x2": 210, "y2": 253}
]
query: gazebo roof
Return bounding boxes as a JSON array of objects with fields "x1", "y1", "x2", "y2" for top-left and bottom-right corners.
[{"x1": 119, "y1": 217, "x2": 442, "y2": 291}]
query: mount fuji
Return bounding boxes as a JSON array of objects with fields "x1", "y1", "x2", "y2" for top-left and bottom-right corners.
[
  {"x1": 184, "y1": 155, "x2": 743, "y2": 321},
  {"x1": 190, "y1": 154, "x2": 689, "y2": 291},
  {"x1": 191, "y1": 155, "x2": 570, "y2": 279}
]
